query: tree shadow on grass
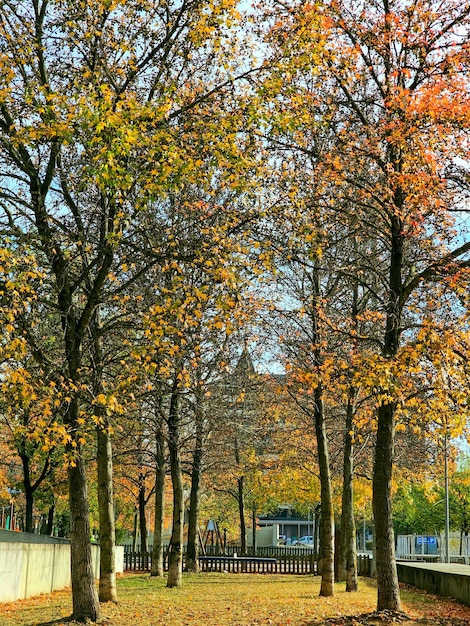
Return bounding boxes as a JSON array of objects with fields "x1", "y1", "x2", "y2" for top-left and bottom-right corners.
[
  {"x1": 33, "y1": 621, "x2": 79, "y2": 626},
  {"x1": 34, "y1": 618, "x2": 113, "y2": 626}
]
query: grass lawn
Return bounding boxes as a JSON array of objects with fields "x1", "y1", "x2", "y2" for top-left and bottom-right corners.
[{"x1": 2, "y1": 573, "x2": 470, "y2": 626}]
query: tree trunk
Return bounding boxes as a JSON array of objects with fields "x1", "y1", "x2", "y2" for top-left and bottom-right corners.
[
  {"x1": 21, "y1": 453, "x2": 34, "y2": 534},
  {"x1": 313, "y1": 504, "x2": 320, "y2": 567},
  {"x1": 92, "y1": 310, "x2": 118, "y2": 603},
  {"x1": 132, "y1": 511, "x2": 138, "y2": 552},
  {"x1": 186, "y1": 407, "x2": 204, "y2": 572},
  {"x1": 373, "y1": 215, "x2": 403, "y2": 612},
  {"x1": 252, "y1": 507, "x2": 257, "y2": 554},
  {"x1": 20, "y1": 442, "x2": 51, "y2": 534},
  {"x1": 167, "y1": 385, "x2": 184, "y2": 588},
  {"x1": 315, "y1": 384, "x2": 335, "y2": 597},
  {"x1": 68, "y1": 451, "x2": 100, "y2": 622},
  {"x1": 311, "y1": 266, "x2": 334, "y2": 597},
  {"x1": 233, "y1": 435, "x2": 247, "y2": 556},
  {"x1": 373, "y1": 402, "x2": 400, "y2": 609},
  {"x1": 46, "y1": 503, "x2": 55, "y2": 536},
  {"x1": 24, "y1": 489, "x2": 34, "y2": 534},
  {"x1": 97, "y1": 426, "x2": 117, "y2": 603},
  {"x1": 151, "y1": 418, "x2": 166, "y2": 577},
  {"x1": 185, "y1": 482, "x2": 200, "y2": 572},
  {"x1": 238, "y1": 475, "x2": 247, "y2": 555},
  {"x1": 64, "y1": 383, "x2": 100, "y2": 620},
  {"x1": 139, "y1": 474, "x2": 148, "y2": 554},
  {"x1": 339, "y1": 392, "x2": 358, "y2": 591}
]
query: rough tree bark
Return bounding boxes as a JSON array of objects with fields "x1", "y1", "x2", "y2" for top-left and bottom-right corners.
[
  {"x1": 46, "y1": 503, "x2": 55, "y2": 536},
  {"x1": 151, "y1": 415, "x2": 166, "y2": 577},
  {"x1": 167, "y1": 383, "x2": 184, "y2": 588},
  {"x1": 186, "y1": 393, "x2": 204, "y2": 572},
  {"x1": 338, "y1": 391, "x2": 358, "y2": 591},
  {"x1": 314, "y1": 383, "x2": 335, "y2": 597},
  {"x1": 91, "y1": 311, "x2": 117, "y2": 603},
  {"x1": 373, "y1": 212, "x2": 403, "y2": 612},
  {"x1": 138, "y1": 473, "x2": 148, "y2": 554},
  {"x1": 252, "y1": 507, "x2": 257, "y2": 554},
  {"x1": 311, "y1": 267, "x2": 335, "y2": 597},
  {"x1": 67, "y1": 418, "x2": 100, "y2": 621},
  {"x1": 97, "y1": 427, "x2": 117, "y2": 603},
  {"x1": 338, "y1": 282, "x2": 358, "y2": 591},
  {"x1": 237, "y1": 475, "x2": 247, "y2": 555}
]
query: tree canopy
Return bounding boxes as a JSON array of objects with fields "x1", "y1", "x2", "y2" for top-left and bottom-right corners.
[{"x1": 0, "y1": 0, "x2": 469, "y2": 620}]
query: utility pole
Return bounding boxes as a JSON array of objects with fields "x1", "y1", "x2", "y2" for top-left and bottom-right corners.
[{"x1": 444, "y1": 428, "x2": 450, "y2": 564}]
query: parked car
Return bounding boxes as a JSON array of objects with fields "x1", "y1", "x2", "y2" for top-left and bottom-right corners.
[{"x1": 293, "y1": 535, "x2": 314, "y2": 546}]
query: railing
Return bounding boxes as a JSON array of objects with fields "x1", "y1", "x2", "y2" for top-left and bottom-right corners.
[
  {"x1": 124, "y1": 549, "x2": 373, "y2": 577},
  {"x1": 199, "y1": 556, "x2": 279, "y2": 574},
  {"x1": 123, "y1": 544, "x2": 316, "y2": 558},
  {"x1": 206, "y1": 545, "x2": 317, "y2": 558},
  {"x1": 124, "y1": 550, "x2": 154, "y2": 571}
]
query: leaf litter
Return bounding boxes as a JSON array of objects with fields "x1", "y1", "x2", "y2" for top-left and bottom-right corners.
[{"x1": 3, "y1": 574, "x2": 470, "y2": 626}]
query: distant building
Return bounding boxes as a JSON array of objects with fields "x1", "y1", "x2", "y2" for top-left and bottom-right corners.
[{"x1": 257, "y1": 506, "x2": 316, "y2": 545}]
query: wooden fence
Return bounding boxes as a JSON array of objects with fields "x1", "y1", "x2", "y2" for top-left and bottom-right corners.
[
  {"x1": 357, "y1": 554, "x2": 372, "y2": 577},
  {"x1": 123, "y1": 550, "x2": 373, "y2": 577},
  {"x1": 199, "y1": 555, "x2": 315, "y2": 574}
]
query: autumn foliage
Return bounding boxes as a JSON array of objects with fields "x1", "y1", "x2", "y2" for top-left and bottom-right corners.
[{"x1": 0, "y1": 0, "x2": 470, "y2": 621}]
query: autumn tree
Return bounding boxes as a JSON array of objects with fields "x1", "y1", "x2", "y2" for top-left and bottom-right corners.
[
  {"x1": 266, "y1": 243, "x2": 336, "y2": 596},
  {"x1": 258, "y1": 0, "x2": 470, "y2": 612},
  {"x1": 0, "y1": 0, "x2": 262, "y2": 618},
  {"x1": 393, "y1": 480, "x2": 444, "y2": 536},
  {"x1": 205, "y1": 347, "x2": 272, "y2": 555},
  {"x1": 0, "y1": 248, "x2": 66, "y2": 533},
  {"x1": 134, "y1": 196, "x2": 258, "y2": 583}
]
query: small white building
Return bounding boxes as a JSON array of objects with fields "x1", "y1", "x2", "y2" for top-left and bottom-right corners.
[{"x1": 255, "y1": 507, "x2": 316, "y2": 546}]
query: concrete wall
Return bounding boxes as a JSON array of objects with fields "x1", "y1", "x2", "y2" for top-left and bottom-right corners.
[
  {"x1": 397, "y1": 562, "x2": 470, "y2": 606},
  {"x1": 0, "y1": 537, "x2": 124, "y2": 603}
]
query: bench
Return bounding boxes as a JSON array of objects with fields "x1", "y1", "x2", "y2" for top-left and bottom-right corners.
[{"x1": 198, "y1": 555, "x2": 277, "y2": 574}]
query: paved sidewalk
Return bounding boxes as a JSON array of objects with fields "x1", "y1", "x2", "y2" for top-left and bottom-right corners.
[{"x1": 399, "y1": 562, "x2": 470, "y2": 575}]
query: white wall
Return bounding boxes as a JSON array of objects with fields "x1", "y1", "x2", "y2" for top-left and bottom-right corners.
[
  {"x1": 0, "y1": 542, "x2": 124, "y2": 603},
  {"x1": 246, "y1": 525, "x2": 281, "y2": 547}
]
